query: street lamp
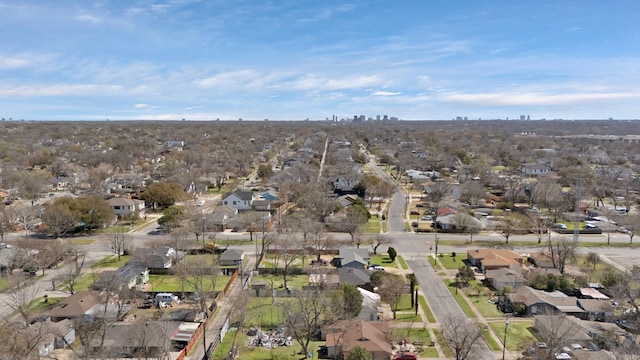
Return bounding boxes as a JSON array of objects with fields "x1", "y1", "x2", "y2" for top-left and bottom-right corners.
[{"x1": 502, "y1": 316, "x2": 510, "y2": 360}]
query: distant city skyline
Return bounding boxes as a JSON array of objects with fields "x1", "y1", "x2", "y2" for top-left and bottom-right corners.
[{"x1": 0, "y1": 1, "x2": 639, "y2": 121}]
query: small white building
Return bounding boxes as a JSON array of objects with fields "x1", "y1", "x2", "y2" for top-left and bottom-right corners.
[
  {"x1": 222, "y1": 190, "x2": 254, "y2": 211},
  {"x1": 107, "y1": 197, "x2": 146, "y2": 219}
]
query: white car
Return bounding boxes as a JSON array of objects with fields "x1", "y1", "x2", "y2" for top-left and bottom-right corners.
[
  {"x1": 196, "y1": 199, "x2": 206, "y2": 206},
  {"x1": 368, "y1": 265, "x2": 385, "y2": 271},
  {"x1": 557, "y1": 223, "x2": 567, "y2": 229}
]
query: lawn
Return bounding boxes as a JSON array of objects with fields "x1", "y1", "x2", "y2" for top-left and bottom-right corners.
[
  {"x1": 256, "y1": 274, "x2": 310, "y2": 290},
  {"x1": 418, "y1": 295, "x2": 437, "y2": 323},
  {"x1": 397, "y1": 256, "x2": 409, "y2": 270},
  {"x1": 369, "y1": 253, "x2": 398, "y2": 268},
  {"x1": 71, "y1": 239, "x2": 95, "y2": 245},
  {"x1": 468, "y1": 294, "x2": 503, "y2": 318},
  {"x1": 0, "y1": 276, "x2": 10, "y2": 292},
  {"x1": 365, "y1": 219, "x2": 381, "y2": 234},
  {"x1": 480, "y1": 325, "x2": 502, "y2": 351},
  {"x1": 91, "y1": 255, "x2": 131, "y2": 268},
  {"x1": 395, "y1": 312, "x2": 422, "y2": 322},
  {"x1": 438, "y1": 253, "x2": 467, "y2": 270},
  {"x1": 244, "y1": 297, "x2": 289, "y2": 328},
  {"x1": 63, "y1": 273, "x2": 96, "y2": 292},
  {"x1": 211, "y1": 329, "x2": 324, "y2": 360},
  {"x1": 488, "y1": 319, "x2": 537, "y2": 351},
  {"x1": 433, "y1": 329, "x2": 454, "y2": 358},
  {"x1": 182, "y1": 255, "x2": 219, "y2": 267},
  {"x1": 443, "y1": 279, "x2": 476, "y2": 318},
  {"x1": 389, "y1": 327, "x2": 431, "y2": 344},
  {"x1": 148, "y1": 274, "x2": 229, "y2": 292},
  {"x1": 28, "y1": 296, "x2": 64, "y2": 315}
]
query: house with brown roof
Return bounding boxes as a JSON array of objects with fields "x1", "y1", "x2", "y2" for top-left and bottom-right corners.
[
  {"x1": 467, "y1": 248, "x2": 522, "y2": 272},
  {"x1": 577, "y1": 299, "x2": 614, "y2": 322},
  {"x1": 324, "y1": 320, "x2": 392, "y2": 360},
  {"x1": 48, "y1": 291, "x2": 102, "y2": 322}
]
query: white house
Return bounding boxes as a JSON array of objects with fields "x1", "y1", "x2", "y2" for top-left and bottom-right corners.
[
  {"x1": 222, "y1": 190, "x2": 254, "y2": 211},
  {"x1": 107, "y1": 197, "x2": 146, "y2": 219}
]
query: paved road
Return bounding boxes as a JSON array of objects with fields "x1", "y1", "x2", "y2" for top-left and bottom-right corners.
[{"x1": 407, "y1": 256, "x2": 494, "y2": 359}]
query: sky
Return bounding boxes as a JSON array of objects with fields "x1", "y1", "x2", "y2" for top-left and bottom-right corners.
[{"x1": 0, "y1": 0, "x2": 639, "y2": 121}]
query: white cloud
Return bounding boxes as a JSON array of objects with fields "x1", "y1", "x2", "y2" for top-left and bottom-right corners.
[
  {"x1": 195, "y1": 69, "x2": 262, "y2": 88},
  {"x1": 0, "y1": 56, "x2": 30, "y2": 69},
  {"x1": 288, "y1": 74, "x2": 381, "y2": 91},
  {"x1": 440, "y1": 91, "x2": 640, "y2": 106},
  {"x1": 134, "y1": 103, "x2": 149, "y2": 109},
  {"x1": 76, "y1": 14, "x2": 101, "y2": 24},
  {"x1": 371, "y1": 91, "x2": 401, "y2": 96},
  {"x1": 0, "y1": 84, "x2": 123, "y2": 97}
]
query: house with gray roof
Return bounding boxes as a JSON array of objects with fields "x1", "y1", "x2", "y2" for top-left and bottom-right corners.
[
  {"x1": 338, "y1": 267, "x2": 372, "y2": 290},
  {"x1": 222, "y1": 189, "x2": 254, "y2": 211},
  {"x1": 337, "y1": 248, "x2": 370, "y2": 269},
  {"x1": 485, "y1": 268, "x2": 526, "y2": 291},
  {"x1": 131, "y1": 246, "x2": 180, "y2": 273}
]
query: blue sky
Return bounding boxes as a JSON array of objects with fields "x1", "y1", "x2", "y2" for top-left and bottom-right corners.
[{"x1": 0, "y1": 0, "x2": 638, "y2": 120}]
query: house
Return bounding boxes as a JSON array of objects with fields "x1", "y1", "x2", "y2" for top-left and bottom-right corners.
[
  {"x1": 93, "y1": 262, "x2": 149, "y2": 290},
  {"x1": 577, "y1": 299, "x2": 614, "y2": 322},
  {"x1": 528, "y1": 252, "x2": 557, "y2": 268},
  {"x1": 535, "y1": 315, "x2": 626, "y2": 349},
  {"x1": 508, "y1": 286, "x2": 584, "y2": 316},
  {"x1": 324, "y1": 320, "x2": 392, "y2": 360},
  {"x1": 338, "y1": 267, "x2": 372, "y2": 290},
  {"x1": 579, "y1": 288, "x2": 609, "y2": 300},
  {"x1": 357, "y1": 287, "x2": 382, "y2": 321},
  {"x1": 107, "y1": 197, "x2": 146, "y2": 219},
  {"x1": 222, "y1": 190, "x2": 254, "y2": 211},
  {"x1": 32, "y1": 319, "x2": 75, "y2": 357},
  {"x1": 89, "y1": 321, "x2": 188, "y2": 357},
  {"x1": 131, "y1": 246, "x2": 180, "y2": 273},
  {"x1": 337, "y1": 248, "x2": 370, "y2": 269},
  {"x1": 467, "y1": 248, "x2": 522, "y2": 272},
  {"x1": 0, "y1": 243, "x2": 16, "y2": 275},
  {"x1": 208, "y1": 205, "x2": 238, "y2": 232},
  {"x1": 332, "y1": 177, "x2": 363, "y2": 197},
  {"x1": 520, "y1": 163, "x2": 552, "y2": 176},
  {"x1": 485, "y1": 268, "x2": 526, "y2": 291},
  {"x1": 336, "y1": 194, "x2": 359, "y2": 207},
  {"x1": 48, "y1": 291, "x2": 102, "y2": 322},
  {"x1": 219, "y1": 249, "x2": 245, "y2": 275}
]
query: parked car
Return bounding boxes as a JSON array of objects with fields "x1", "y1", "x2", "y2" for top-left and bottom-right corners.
[
  {"x1": 421, "y1": 215, "x2": 433, "y2": 221},
  {"x1": 368, "y1": 265, "x2": 385, "y2": 271},
  {"x1": 619, "y1": 227, "x2": 629, "y2": 234},
  {"x1": 557, "y1": 223, "x2": 567, "y2": 229},
  {"x1": 584, "y1": 223, "x2": 598, "y2": 229},
  {"x1": 196, "y1": 199, "x2": 206, "y2": 206}
]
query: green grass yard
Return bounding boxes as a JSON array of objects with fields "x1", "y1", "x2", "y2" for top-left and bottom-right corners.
[
  {"x1": 418, "y1": 295, "x2": 437, "y2": 323},
  {"x1": 148, "y1": 274, "x2": 229, "y2": 292},
  {"x1": 369, "y1": 253, "x2": 398, "y2": 268},
  {"x1": 488, "y1": 319, "x2": 537, "y2": 351},
  {"x1": 437, "y1": 253, "x2": 467, "y2": 270},
  {"x1": 91, "y1": 255, "x2": 131, "y2": 268},
  {"x1": 443, "y1": 279, "x2": 476, "y2": 318}
]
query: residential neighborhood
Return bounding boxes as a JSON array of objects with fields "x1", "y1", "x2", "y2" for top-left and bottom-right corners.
[{"x1": 0, "y1": 120, "x2": 639, "y2": 360}]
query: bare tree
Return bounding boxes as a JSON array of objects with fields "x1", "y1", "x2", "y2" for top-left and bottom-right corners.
[
  {"x1": 498, "y1": 214, "x2": 523, "y2": 244},
  {"x1": 369, "y1": 234, "x2": 391, "y2": 255},
  {"x1": 533, "y1": 314, "x2": 576, "y2": 360},
  {"x1": 41, "y1": 201, "x2": 76, "y2": 238},
  {"x1": 4, "y1": 278, "x2": 39, "y2": 323},
  {"x1": 280, "y1": 288, "x2": 330, "y2": 357},
  {"x1": 377, "y1": 273, "x2": 406, "y2": 319},
  {"x1": 453, "y1": 211, "x2": 481, "y2": 243},
  {"x1": 425, "y1": 180, "x2": 452, "y2": 254},
  {"x1": 338, "y1": 207, "x2": 367, "y2": 248},
  {"x1": 110, "y1": 230, "x2": 128, "y2": 261},
  {"x1": 550, "y1": 236, "x2": 577, "y2": 274},
  {"x1": 441, "y1": 314, "x2": 484, "y2": 360},
  {"x1": 273, "y1": 232, "x2": 302, "y2": 289}
]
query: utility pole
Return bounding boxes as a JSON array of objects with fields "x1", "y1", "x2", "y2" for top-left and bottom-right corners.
[{"x1": 574, "y1": 175, "x2": 582, "y2": 243}]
